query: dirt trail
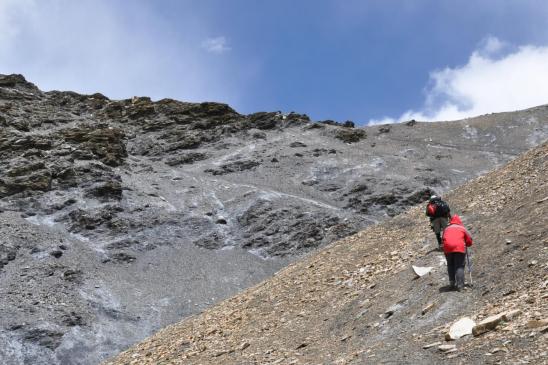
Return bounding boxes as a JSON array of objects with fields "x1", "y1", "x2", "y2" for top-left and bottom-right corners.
[{"x1": 106, "y1": 142, "x2": 548, "y2": 365}]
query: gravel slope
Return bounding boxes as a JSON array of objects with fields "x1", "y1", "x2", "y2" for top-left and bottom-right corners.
[{"x1": 106, "y1": 142, "x2": 548, "y2": 365}]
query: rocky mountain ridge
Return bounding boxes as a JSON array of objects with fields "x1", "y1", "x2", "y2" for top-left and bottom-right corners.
[{"x1": 0, "y1": 74, "x2": 547, "y2": 364}]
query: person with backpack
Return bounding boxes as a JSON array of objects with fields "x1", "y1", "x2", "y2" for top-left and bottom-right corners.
[
  {"x1": 442, "y1": 214, "x2": 473, "y2": 291},
  {"x1": 425, "y1": 195, "x2": 450, "y2": 250}
]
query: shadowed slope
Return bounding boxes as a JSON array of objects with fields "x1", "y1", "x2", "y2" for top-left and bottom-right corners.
[{"x1": 106, "y1": 142, "x2": 547, "y2": 364}]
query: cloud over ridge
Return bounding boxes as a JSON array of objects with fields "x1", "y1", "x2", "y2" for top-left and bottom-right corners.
[{"x1": 371, "y1": 37, "x2": 548, "y2": 124}]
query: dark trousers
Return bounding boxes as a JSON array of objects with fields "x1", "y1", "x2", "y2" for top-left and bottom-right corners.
[
  {"x1": 445, "y1": 252, "x2": 466, "y2": 289},
  {"x1": 435, "y1": 233, "x2": 442, "y2": 247},
  {"x1": 430, "y1": 217, "x2": 448, "y2": 248}
]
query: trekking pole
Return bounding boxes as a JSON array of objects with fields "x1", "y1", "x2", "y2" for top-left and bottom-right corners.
[{"x1": 466, "y1": 248, "x2": 473, "y2": 287}]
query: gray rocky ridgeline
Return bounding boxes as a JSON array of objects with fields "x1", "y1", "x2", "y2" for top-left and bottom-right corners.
[{"x1": 0, "y1": 73, "x2": 547, "y2": 364}]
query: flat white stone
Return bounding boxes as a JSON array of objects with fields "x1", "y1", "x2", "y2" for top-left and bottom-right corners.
[
  {"x1": 412, "y1": 265, "x2": 433, "y2": 277},
  {"x1": 446, "y1": 317, "x2": 476, "y2": 340}
]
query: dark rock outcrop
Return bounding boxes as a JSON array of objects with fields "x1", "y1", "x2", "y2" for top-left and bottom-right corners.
[
  {"x1": 62, "y1": 125, "x2": 127, "y2": 166},
  {"x1": 165, "y1": 152, "x2": 208, "y2": 166},
  {"x1": 205, "y1": 160, "x2": 261, "y2": 175},
  {"x1": 23, "y1": 328, "x2": 64, "y2": 350},
  {"x1": 334, "y1": 128, "x2": 367, "y2": 143}
]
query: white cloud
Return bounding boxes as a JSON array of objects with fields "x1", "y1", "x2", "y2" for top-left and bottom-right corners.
[
  {"x1": 370, "y1": 37, "x2": 548, "y2": 124},
  {"x1": 478, "y1": 36, "x2": 507, "y2": 57},
  {"x1": 201, "y1": 36, "x2": 231, "y2": 54},
  {"x1": 0, "y1": 0, "x2": 238, "y2": 104}
]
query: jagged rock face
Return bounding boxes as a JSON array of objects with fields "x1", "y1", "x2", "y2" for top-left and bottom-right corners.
[{"x1": 0, "y1": 74, "x2": 547, "y2": 365}]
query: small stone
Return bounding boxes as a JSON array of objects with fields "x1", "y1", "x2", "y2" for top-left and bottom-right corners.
[
  {"x1": 359, "y1": 299, "x2": 370, "y2": 308},
  {"x1": 50, "y1": 250, "x2": 63, "y2": 258},
  {"x1": 502, "y1": 309, "x2": 521, "y2": 321},
  {"x1": 212, "y1": 350, "x2": 230, "y2": 357},
  {"x1": 423, "y1": 341, "x2": 441, "y2": 349},
  {"x1": 422, "y1": 302, "x2": 435, "y2": 315},
  {"x1": 384, "y1": 303, "x2": 403, "y2": 318},
  {"x1": 289, "y1": 141, "x2": 307, "y2": 148},
  {"x1": 505, "y1": 239, "x2": 512, "y2": 244},
  {"x1": 356, "y1": 309, "x2": 368, "y2": 319},
  {"x1": 528, "y1": 260, "x2": 538, "y2": 267},
  {"x1": 438, "y1": 344, "x2": 456, "y2": 352},
  {"x1": 473, "y1": 313, "x2": 505, "y2": 336},
  {"x1": 526, "y1": 319, "x2": 548, "y2": 329}
]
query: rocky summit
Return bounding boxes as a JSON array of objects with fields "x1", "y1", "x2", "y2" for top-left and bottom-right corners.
[{"x1": 0, "y1": 74, "x2": 547, "y2": 365}]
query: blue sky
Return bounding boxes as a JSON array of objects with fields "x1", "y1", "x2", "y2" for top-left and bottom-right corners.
[{"x1": 2, "y1": 1, "x2": 548, "y2": 124}]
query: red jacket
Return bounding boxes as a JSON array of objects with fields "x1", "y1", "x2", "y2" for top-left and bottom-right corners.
[{"x1": 442, "y1": 215, "x2": 473, "y2": 254}]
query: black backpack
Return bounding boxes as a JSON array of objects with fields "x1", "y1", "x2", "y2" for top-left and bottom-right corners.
[{"x1": 433, "y1": 200, "x2": 450, "y2": 218}]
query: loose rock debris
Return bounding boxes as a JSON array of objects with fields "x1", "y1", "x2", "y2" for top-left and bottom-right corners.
[{"x1": 106, "y1": 143, "x2": 548, "y2": 364}]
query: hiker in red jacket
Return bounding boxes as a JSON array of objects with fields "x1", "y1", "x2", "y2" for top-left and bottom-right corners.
[{"x1": 442, "y1": 214, "x2": 473, "y2": 291}]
